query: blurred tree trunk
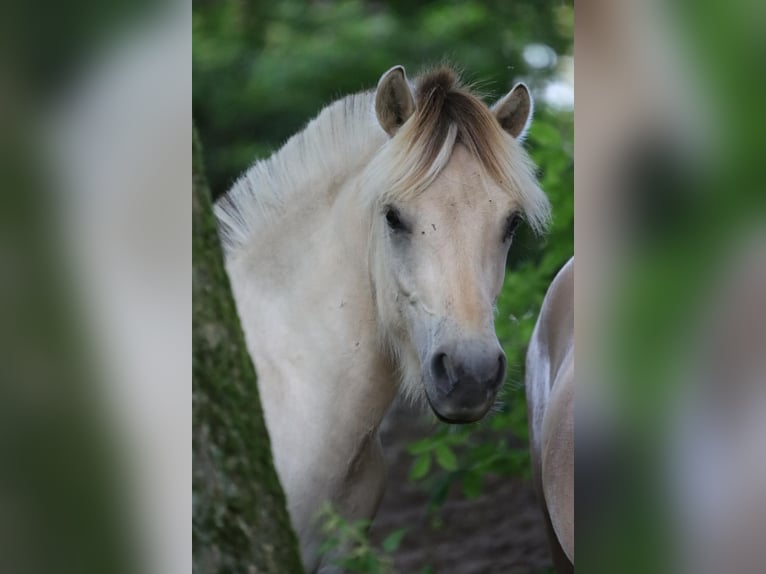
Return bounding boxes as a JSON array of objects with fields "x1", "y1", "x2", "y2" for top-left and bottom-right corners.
[{"x1": 192, "y1": 127, "x2": 304, "y2": 574}]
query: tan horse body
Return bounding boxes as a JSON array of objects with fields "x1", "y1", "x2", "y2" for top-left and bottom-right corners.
[
  {"x1": 216, "y1": 66, "x2": 550, "y2": 572},
  {"x1": 526, "y1": 257, "x2": 574, "y2": 572}
]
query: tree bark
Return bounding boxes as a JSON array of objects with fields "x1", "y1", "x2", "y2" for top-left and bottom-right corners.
[{"x1": 193, "y1": 127, "x2": 304, "y2": 574}]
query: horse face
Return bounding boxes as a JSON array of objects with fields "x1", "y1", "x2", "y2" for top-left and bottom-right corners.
[{"x1": 375, "y1": 146, "x2": 522, "y2": 423}]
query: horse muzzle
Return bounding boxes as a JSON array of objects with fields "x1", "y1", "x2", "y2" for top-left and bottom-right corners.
[{"x1": 424, "y1": 340, "x2": 506, "y2": 424}]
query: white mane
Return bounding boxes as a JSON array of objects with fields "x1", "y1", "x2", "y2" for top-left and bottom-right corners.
[{"x1": 214, "y1": 90, "x2": 386, "y2": 255}]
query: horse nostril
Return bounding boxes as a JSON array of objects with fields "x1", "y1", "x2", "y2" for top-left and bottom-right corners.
[
  {"x1": 431, "y1": 352, "x2": 447, "y2": 379},
  {"x1": 431, "y1": 352, "x2": 456, "y2": 388},
  {"x1": 431, "y1": 347, "x2": 504, "y2": 394}
]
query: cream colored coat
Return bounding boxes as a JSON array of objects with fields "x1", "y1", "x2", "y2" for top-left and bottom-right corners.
[{"x1": 526, "y1": 257, "x2": 574, "y2": 572}]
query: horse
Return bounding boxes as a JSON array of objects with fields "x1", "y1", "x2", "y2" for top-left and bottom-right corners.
[
  {"x1": 525, "y1": 257, "x2": 574, "y2": 573},
  {"x1": 215, "y1": 64, "x2": 551, "y2": 572}
]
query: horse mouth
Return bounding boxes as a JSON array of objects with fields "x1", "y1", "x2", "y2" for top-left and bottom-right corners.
[
  {"x1": 432, "y1": 410, "x2": 475, "y2": 425},
  {"x1": 425, "y1": 390, "x2": 488, "y2": 425}
]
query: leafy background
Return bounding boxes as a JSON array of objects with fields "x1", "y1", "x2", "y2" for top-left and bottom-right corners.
[{"x1": 194, "y1": 0, "x2": 573, "y2": 571}]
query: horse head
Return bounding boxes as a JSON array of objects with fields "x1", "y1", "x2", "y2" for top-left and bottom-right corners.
[{"x1": 365, "y1": 65, "x2": 549, "y2": 423}]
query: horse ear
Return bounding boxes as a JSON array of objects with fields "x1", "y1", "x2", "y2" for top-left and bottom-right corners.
[
  {"x1": 375, "y1": 65, "x2": 416, "y2": 136},
  {"x1": 492, "y1": 83, "x2": 533, "y2": 140}
]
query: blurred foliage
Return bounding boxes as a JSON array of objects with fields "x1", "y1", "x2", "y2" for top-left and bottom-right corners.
[
  {"x1": 2, "y1": 0, "x2": 160, "y2": 99},
  {"x1": 316, "y1": 503, "x2": 408, "y2": 573},
  {"x1": 194, "y1": 0, "x2": 573, "y2": 549}
]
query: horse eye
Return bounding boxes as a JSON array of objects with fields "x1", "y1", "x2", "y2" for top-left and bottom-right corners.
[
  {"x1": 385, "y1": 207, "x2": 408, "y2": 233},
  {"x1": 503, "y1": 213, "x2": 523, "y2": 242}
]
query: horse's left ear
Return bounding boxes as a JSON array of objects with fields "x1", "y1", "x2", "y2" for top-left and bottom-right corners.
[
  {"x1": 375, "y1": 65, "x2": 416, "y2": 137},
  {"x1": 492, "y1": 83, "x2": 533, "y2": 140}
]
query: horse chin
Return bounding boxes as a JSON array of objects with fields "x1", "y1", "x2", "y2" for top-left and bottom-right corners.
[
  {"x1": 424, "y1": 390, "x2": 490, "y2": 425},
  {"x1": 431, "y1": 409, "x2": 476, "y2": 425}
]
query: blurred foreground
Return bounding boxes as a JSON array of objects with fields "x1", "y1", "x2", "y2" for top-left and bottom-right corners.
[
  {"x1": 0, "y1": 1, "x2": 189, "y2": 573},
  {"x1": 577, "y1": 0, "x2": 766, "y2": 572}
]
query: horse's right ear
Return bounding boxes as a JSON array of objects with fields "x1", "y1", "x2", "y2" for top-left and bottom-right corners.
[{"x1": 375, "y1": 65, "x2": 416, "y2": 137}]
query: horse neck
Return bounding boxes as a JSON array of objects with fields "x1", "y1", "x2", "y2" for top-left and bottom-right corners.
[{"x1": 228, "y1": 171, "x2": 399, "y2": 445}]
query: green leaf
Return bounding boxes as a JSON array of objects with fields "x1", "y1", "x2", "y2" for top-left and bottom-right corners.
[
  {"x1": 444, "y1": 431, "x2": 469, "y2": 446},
  {"x1": 434, "y1": 444, "x2": 458, "y2": 471},
  {"x1": 410, "y1": 452, "x2": 431, "y2": 480},
  {"x1": 381, "y1": 528, "x2": 407, "y2": 552},
  {"x1": 428, "y1": 475, "x2": 451, "y2": 510},
  {"x1": 351, "y1": 519, "x2": 372, "y2": 530},
  {"x1": 462, "y1": 471, "x2": 483, "y2": 499},
  {"x1": 406, "y1": 437, "x2": 434, "y2": 455}
]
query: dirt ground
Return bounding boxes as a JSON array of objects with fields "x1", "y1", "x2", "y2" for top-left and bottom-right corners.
[{"x1": 370, "y1": 400, "x2": 553, "y2": 574}]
